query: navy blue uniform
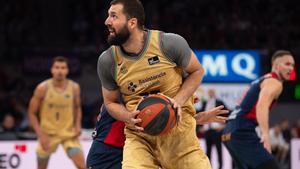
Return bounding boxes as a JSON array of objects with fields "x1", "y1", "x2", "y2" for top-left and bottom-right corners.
[
  {"x1": 222, "y1": 72, "x2": 279, "y2": 169},
  {"x1": 86, "y1": 106, "x2": 125, "y2": 169}
]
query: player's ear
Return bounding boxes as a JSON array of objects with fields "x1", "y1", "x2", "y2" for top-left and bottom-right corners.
[
  {"x1": 50, "y1": 66, "x2": 54, "y2": 75},
  {"x1": 66, "y1": 67, "x2": 69, "y2": 75},
  {"x1": 271, "y1": 60, "x2": 278, "y2": 71},
  {"x1": 128, "y1": 18, "x2": 138, "y2": 29}
]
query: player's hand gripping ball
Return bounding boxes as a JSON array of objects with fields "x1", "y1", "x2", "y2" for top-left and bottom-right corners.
[{"x1": 136, "y1": 94, "x2": 177, "y2": 136}]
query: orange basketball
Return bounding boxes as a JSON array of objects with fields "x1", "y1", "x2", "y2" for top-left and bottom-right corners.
[{"x1": 136, "y1": 94, "x2": 177, "y2": 136}]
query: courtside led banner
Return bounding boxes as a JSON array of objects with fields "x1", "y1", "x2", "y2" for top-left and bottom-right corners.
[
  {"x1": 194, "y1": 50, "x2": 261, "y2": 83},
  {"x1": 0, "y1": 140, "x2": 231, "y2": 169}
]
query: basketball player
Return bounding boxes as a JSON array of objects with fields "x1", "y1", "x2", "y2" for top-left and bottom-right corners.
[
  {"x1": 97, "y1": 0, "x2": 228, "y2": 168},
  {"x1": 222, "y1": 50, "x2": 295, "y2": 169},
  {"x1": 28, "y1": 56, "x2": 85, "y2": 169}
]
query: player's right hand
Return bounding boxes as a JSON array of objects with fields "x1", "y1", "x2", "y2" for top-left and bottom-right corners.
[
  {"x1": 157, "y1": 93, "x2": 182, "y2": 123},
  {"x1": 195, "y1": 105, "x2": 228, "y2": 125},
  {"x1": 260, "y1": 134, "x2": 272, "y2": 153},
  {"x1": 39, "y1": 132, "x2": 50, "y2": 152}
]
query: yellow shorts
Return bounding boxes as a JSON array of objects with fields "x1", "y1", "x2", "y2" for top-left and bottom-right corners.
[
  {"x1": 36, "y1": 135, "x2": 82, "y2": 158},
  {"x1": 123, "y1": 113, "x2": 211, "y2": 169}
]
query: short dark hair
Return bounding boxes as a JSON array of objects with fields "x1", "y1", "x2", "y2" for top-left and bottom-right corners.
[
  {"x1": 110, "y1": 0, "x2": 145, "y2": 29},
  {"x1": 271, "y1": 50, "x2": 292, "y2": 65},
  {"x1": 52, "y1": 56, "x2": 68, "y2": 66}
]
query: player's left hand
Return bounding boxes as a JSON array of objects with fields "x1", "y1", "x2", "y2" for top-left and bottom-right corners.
[
  {"x1": 157, "y1": 93, "x2": 182, "y2": 123},
  {"x1": 195, "y1": 105, "x2": 229, "y2": 125}
]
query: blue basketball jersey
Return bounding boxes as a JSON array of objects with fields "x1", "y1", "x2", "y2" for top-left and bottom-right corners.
[
  {"x1": 92, "y1": 105, "x2": 125, "y2": 148},
  {"x1": 228, "y1": 72, "x2": 279, "y2": 123}
]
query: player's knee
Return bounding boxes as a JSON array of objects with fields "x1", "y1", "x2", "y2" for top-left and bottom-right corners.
[
  {"x1": 37, "y1": 154, "x2": 49, "y2": 160},
  {"x1": 37, "y1": 155, "x2": 49, "y2": 163},
  {"x1": 68, "y1": 148, "x2": 85, "y2": 169},
  {"x1": 67, "y1": 147, "x2": 82, "y2": 157},
  {"x1": 255, "y1": 159, "x2": 280, "y2": 169}
]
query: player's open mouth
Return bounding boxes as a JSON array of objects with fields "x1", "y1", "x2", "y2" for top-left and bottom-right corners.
[{"x1": 108, "y1": 28, "x2": 115, "y2": 35}]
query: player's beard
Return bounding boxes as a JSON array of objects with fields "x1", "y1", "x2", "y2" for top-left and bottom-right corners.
[
  {"x1": 107, "y1": 24, "x2": 130, "y2": 46},
  {"x1": 279, "y1": 71, "x2": 288, "y2": 81}
]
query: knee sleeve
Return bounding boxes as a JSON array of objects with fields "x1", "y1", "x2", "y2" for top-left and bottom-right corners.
[{"x1": 67, "y1": 147, "x2": 81, "y2": 157}]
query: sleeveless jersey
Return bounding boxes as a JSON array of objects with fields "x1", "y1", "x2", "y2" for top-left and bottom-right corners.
[
  {"x1": 111, "y1": 30, "x2": 195, "y2": 115},
  {"x1": 40, "y1": 79, "x2": 75, "y2": 137},
  {"x1": 228, "y1": 72, "x2": 279, "y2": 123}
]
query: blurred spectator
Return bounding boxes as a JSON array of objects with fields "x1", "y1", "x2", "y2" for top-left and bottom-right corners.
[
  {"x1": 0, "y1": 113, "x2": 18, "y2": 140},
  {"x1": 194, "y1": 94, "x2": 203, "y2": 112},
  {"x1": 280, "y1": 119, "x2": 292, "y2": 143},
  {"x1": 269, "y1": 124, "x2": 289, "y2": 165},
  {"x1": 2, "y1": 0, "x2": 300, "y2": 56},
  {"x1": 0, "y1": 113, "x2": 16, "y2": 132},
  {"x1": 194, "y1": 94, "x2": 204, "y2": 138},
  {"x1": 291, "y1": 119, "x2": 300, "y2": 138},
  {"x1": 199, "y1": 89, "x2": 226, "y2": 169},
  {"x1": 279, "y1": 119, "x2": 292, "y2": 169}
]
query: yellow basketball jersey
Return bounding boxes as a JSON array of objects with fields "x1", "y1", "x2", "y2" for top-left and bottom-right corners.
[
  {"x1": 40, "y1": 79, "x2": 75, "y2": 137},
  {"x1": 112, "y1": 30, "x2": 195, "y2": 115}
]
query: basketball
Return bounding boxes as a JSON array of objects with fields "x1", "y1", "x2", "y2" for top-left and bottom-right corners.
[{"x1": 136, "y1": 94, "x2": 177, "y2": 136}]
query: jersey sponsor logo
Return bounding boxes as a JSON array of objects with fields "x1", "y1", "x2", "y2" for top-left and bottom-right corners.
[
  {"x1": 148, "y1": 55, "x2": 160, "y2": 65},
  {"x1": 127, "y1": 81, "x2": 138, "y2": 92},
  {"x1": 138, "y1": 72, "x2": 166, "y2": 84},
  {"x1": 221, "y1": 133, "x2": 231, "y2": 141},
  {"x1": 143, "y1": 80, "x2": 160, "y2": 90},
  {"x1": 48, "y1": 103, "x2": 69, "y2": 109},
  {"x1": 126, "y1": 72, "x2": 166, "y2": 93}
]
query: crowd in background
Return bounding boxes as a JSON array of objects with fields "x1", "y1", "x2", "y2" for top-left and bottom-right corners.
[{"x1": 1, "y1": 0, "x2": 300, "y2": 59}]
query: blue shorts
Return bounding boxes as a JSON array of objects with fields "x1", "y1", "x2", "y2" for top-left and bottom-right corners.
[
  {"x1": 222, "y1": 118, "x2": 274, "y2": 169},
  {"x1": 86, "y1": 140, "x2": 123, "y2": 169}
]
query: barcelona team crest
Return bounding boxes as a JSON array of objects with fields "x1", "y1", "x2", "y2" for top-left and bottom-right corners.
[
  {"x1": 120, "y1": 66, "x2": 128, "y2": 74},
  {"x1": 127, "y1": 81, "x2": 138, "y2": 92}
]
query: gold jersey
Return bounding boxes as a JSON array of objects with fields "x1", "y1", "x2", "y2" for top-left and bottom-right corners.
[
  {"x1": 112, "y1": 30, "x2": 195, "y2": 115},
  {"x1": 39, "y1": 79, "x2": 75, "y2": 137}
]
